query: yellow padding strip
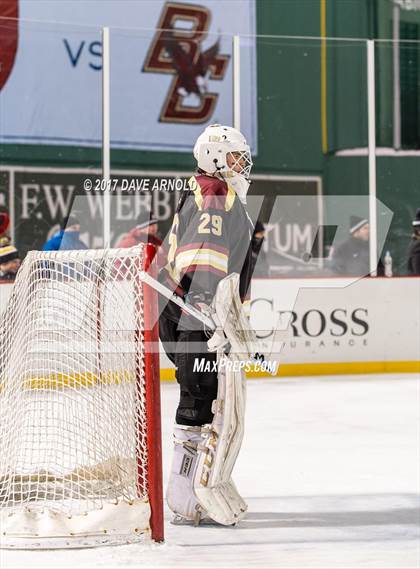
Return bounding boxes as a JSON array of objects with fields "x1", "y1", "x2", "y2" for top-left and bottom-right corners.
[
  {"x1": 3, "y1": 362, "x2": 418, "y2": 391},
  {"x1": 18, "y1": 371, "x2": 134, "y2": 390},
  {"x1": 161, "y1": 361, "x2": 420, "y2": 381},
  {"x1": 161, "y1": 368, "x2": 176, "y2": 382}
]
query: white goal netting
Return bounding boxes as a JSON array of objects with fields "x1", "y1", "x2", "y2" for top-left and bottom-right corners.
[{"x1": 0, "y1": 245, "x2": 161, "y2": 548}]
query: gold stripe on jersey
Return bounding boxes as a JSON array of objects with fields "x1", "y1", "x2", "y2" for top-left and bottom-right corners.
[
  {"x1": 175, "y1": 247, "x2": 228, "y2": 274},
  {"x1": 0, "y1": 246, "x2": 17, "y2": 255},
  {"x1": 225, "y1": 183, "x2": 236, "y2": 211},
  {"x1": 189, "y1": 176, "x2": 204, "y2": 211},
  {"x1": 167, "y1": 213, "x2": 179, "y2": 264},
  {"x1": 167, "y1": 262, "x2": 182, "y2": 284}
]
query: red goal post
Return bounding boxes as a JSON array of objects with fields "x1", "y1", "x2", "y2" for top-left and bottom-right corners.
[{"x1": 143, "y1": 243, "x2": 164, "y2": 543}]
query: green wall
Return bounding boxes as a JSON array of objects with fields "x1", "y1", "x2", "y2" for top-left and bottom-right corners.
[{"x1": 1, "y1": 0, "x2": 419, "y2": 272}]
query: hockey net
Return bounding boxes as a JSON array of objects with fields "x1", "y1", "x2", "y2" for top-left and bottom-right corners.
[{"x1": 0, "y1": 245, "x2": 163, "y2": 548}]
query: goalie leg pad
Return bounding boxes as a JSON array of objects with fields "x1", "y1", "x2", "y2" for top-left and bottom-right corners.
[
  {"x1": 193, "y1": 356, "x2": 248, "y2": 526},
  {"x1": 166, "y1": 424, "x2": 205, "y2": 522},
  {"x1": 167, "y1": 355, "x2": 247, "y2": 526}
]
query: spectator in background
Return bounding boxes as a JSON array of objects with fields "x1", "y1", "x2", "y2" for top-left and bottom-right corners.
[
  {"x1": 407, "y1": 208, "x2": 420, "y2": 275},
  {"x1": 42, "y1": 216, "x2": 87, "y2": 251},
  {"x1": 0, "y1": 207, "x2": 10, "y2": 242},
  {"x1": 115, "y1": 211, "x2": 162, "y2": 249},
  {"x1": 0, "y1": 241, "x2": 21, "y2": 281},
  {"x1": 331, "y1": 216, "x2": 370, "y2": 276},
  {"x1": 331, "y1": 216, "x2": 384, "y2": 276},
  {"x1": 250, "y1": 220, "x2": 269, "y2": 277}
]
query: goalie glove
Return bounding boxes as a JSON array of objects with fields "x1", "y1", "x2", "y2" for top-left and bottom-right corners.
[{"x1": 207, "y1": 328, "x2": 229, "y2": 353}]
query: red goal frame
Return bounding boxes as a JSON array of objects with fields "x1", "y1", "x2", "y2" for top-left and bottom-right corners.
[{"x1": 140, "y1": 244, "x2": 164, "y2": 542}]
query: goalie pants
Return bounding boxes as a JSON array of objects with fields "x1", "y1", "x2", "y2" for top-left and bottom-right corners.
[{"x1": 159, "y1": 311, "x2": 218, "y2": 427}]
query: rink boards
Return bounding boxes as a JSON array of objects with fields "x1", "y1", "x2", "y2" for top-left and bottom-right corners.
[{"x1": 0, "y1": 276, "x2": 419, "y2": 378}]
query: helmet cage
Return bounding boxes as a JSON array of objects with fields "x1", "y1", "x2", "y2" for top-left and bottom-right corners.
[{"x1": 226, "y1": 150, "x2": 253, "y2": 179}]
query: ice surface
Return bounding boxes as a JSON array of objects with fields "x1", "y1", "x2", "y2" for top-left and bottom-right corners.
[{"x1": 2, "y1": 373, "x2": 419, "y2": 568}]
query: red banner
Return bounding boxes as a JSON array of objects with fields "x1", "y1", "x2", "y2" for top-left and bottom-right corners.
[{"x1": 0, "y1": 0, "x2": 18, "y2": 91}]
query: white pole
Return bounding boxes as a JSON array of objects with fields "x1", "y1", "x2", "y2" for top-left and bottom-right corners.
[
  {"x1": 393, "y1": 5, "x2": 401, "y2": 149},
  {"x1": 102, "y1": 27, "x2": 111, "y2": 248},
  {"x1": 232, "y1": 35, "x2": 240, "y2": 131},
  {"x1": 367, "y1": 40, "x2": 378, "y2": 276}
]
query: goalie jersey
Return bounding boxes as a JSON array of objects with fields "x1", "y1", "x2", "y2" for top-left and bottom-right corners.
[{"x1": 160, "y1": 174, "x2": 254, "y2": 326}]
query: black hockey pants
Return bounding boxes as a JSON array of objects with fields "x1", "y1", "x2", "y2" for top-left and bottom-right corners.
[{"x1": 159, "y1": 311, "x2": 218, "y2": 427}]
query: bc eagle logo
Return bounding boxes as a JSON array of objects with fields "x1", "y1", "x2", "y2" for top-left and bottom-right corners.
[{"x1": 143, "y1": 2, "x2": 230, "y2": 124}]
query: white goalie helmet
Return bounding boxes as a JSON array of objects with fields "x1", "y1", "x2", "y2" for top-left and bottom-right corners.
[{"x1": 193, "y1": 124, "x2": 253, "y2": 204}]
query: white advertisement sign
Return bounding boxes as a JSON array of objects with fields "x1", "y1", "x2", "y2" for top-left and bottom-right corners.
[
  {"x1": 250, "y1": 277, "x2": 420, "y2": 365},
  {"x1": 0, "y1": 0, "x2": 257, "y2": 152},
  {"x1": 2, "y1": 277, "x2": 417, "y2": 376}
]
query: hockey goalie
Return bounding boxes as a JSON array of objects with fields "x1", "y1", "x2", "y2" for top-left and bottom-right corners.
[{"x1": 159, "y1": 124, "x2": 258, "y2": 526}]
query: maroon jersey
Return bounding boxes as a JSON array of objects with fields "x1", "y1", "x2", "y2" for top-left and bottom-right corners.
[{"x1": 160, "y1": 174, "x2": 253, "y2": 325}]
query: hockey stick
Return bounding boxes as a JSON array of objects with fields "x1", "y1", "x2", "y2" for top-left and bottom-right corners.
[
  {"x1": 138, "y1": 270, "x2": 215, "y2": 330},
  {"x1": 138, "y1": 270, "x2": 275, "y2": 370}
]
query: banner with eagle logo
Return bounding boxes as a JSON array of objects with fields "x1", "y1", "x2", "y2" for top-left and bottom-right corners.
[{"x1": 0, "y1": 0, "x2": 257, "y2": 152}]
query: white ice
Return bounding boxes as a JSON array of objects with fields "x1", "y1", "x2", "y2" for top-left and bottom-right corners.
[{"x1": 2, "y1": 373, "x2": 419, "y2": 569}]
